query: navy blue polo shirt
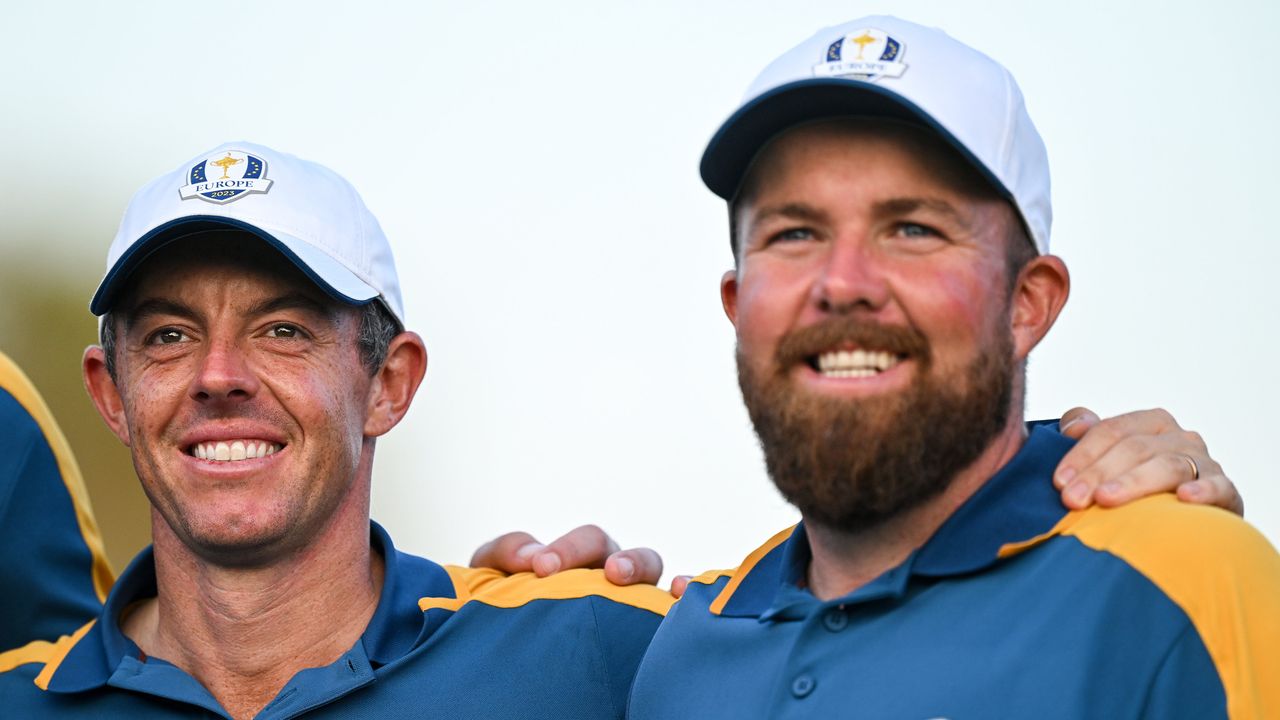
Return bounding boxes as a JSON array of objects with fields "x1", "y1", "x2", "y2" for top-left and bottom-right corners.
[
  {"x1": 0, "y1": 352, "x2": 113, "y2": 652},
  {"x1": 0, "y1": 523, "x2": 670, "y2": 718},
  {"x1": 628, "y1": 425, "x2": 1280, "y2": 718}
]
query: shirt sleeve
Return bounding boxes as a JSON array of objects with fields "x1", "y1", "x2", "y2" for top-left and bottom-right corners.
[
  {"x1": 1140, "y1": 622, "x2": 1227, "y2": 720},
  {"x1": 588, "y1": 595, "x2": 664, "y2": 718},
  {"x1": 0, "y1": 354, "x2": 112, "y2": 652}
]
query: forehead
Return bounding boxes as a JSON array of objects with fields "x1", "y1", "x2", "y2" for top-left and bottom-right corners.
[
  {"x1": 114, "y1": 232, "x2": 338, "y2": 315},
  {"x1": 740, "y1": 118, "x2": 1005, "y2": 208}
]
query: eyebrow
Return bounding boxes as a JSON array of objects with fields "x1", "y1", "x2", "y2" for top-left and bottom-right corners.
[
  {"x1": 122, "y1": 298, "x2": 201, "y2": 331},
  {"x1": 874, "y1": 197, "x2": 972, "y2": 230},
  {"x1": 747, "y1": 202, "x2": 829, "y2": 228},
  {"x1": 121, "y1": 292, "x2": 336, "y2": 332},
  {"x1": 748, "y1": 197, "x2": 972, "y2": 230},
  {"x1": 246, "y1": 292, "x2": 336, "y2": 320}
]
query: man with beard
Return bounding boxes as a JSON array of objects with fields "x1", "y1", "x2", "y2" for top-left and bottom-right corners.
[
  {"x1": 626, "y1": 16, "x2": 1280, "y2": 719},
  {"x1": 0, "y1": 134, "x2": 1239, "y2": 720}
]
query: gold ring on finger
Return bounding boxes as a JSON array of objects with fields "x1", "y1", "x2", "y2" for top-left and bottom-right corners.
[{"x1": 1179, "y1": 454, "x2": 1200, "y2": 481}]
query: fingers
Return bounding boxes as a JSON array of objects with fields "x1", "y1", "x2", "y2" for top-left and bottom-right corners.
[
  {"x1": 603, "y1": 548, "x2": 665, "y2": 586},
  {"x1": 668, "y1": 575, "x2": 691, "y2": 600},
  {"x1": 1177, "y1": 473, "x2": 1244, "y2": 517},
  {"x1": 1087, "y1": 447, "x2": 1220, "y2": 507},
  {"x1": 529, "y1": 524, "x2": 621, "y2": 577},
  {"x1": 1058, "y1": 406, "x2": 1101, "y2": 439},
  {"x1": 471, "y1": 526, "x2": 675, "y2": 585},
  {"x1": 1053, "y1": 408, "x2": 1185, "y2": 496},
  {"x1": 469, "y1": 531, "x2": 544, "y2": 573},
  {"x1": 1050, "y1": 406, "x2": 1242, "y2": 516}
]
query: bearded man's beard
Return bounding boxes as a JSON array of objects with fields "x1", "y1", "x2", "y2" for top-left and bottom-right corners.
[{"x1": 737, "y1": 316, "x2": 1016, "y2": 533}]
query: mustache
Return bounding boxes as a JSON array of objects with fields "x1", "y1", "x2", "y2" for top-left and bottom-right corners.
[{"x1": 775, "y1": 316, "x2": 931, "y2": 369}]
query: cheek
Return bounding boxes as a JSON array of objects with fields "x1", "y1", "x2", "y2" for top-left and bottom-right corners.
[
  {"x1": 277, "y1": 363, "x2": 371, "y2": 441},
  {"x1": 904, "y1": 265, "x2": 1007, "y2": 362},
  {"x1": 734, "y1": 265, "x2": 813, "y2": 349}
]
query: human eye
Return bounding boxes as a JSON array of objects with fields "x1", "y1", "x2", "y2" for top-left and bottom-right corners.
[
  {"x1": 146, "y1": 327, "x2": 189, "y2": 345},
  {"x1": 265, "y1": 323, "x2": 308, "y2": 339},
  {"x1": 896, "y1": 222, "x2": 940, "y2": 239},
  {"x1": 769, "y1": 226, "x2": 816, "y2": 244}
]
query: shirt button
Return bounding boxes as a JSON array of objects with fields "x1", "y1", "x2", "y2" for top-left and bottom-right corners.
[
  {"x1": 822, "y1": 607, "x2": 849, "y2": 632},
  {"x1": 791, "y1": 674, "x2": 816, "y2": 698}
]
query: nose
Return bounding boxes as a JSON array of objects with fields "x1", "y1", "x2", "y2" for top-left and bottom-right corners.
[
  {"x1": 189, "y1": 337, "x2": 260, "y2": 404},
  {"x1": 811, "y1": 235, "x2": 891, "y2": 315}
]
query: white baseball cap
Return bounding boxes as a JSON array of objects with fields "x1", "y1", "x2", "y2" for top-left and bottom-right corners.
[
  {"x1": 701, "y1": 15, "x2": 1051, "y2": 253},
  {"x1": 91, "y1": 141, "x2": 405, "y2": 326}
]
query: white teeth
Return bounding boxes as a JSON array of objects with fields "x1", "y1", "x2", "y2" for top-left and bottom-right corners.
[
  {"x1": 816, "y1": 348, "x2": 901, "y2": 377},
  {"x1": 191, "y1": 440, "x2": 281, "y2": 462}
]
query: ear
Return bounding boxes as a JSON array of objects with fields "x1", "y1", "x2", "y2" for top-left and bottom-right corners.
[
  {"x1": 364, "y1": 331, "x2": 428, "y2": 437},
  {"x1": 1009, "y1": 254, "x2": 1070, "y2": 361},
  {"x1": 83, "y1": 345, "x2": 131, "y2": 446},
  {"x1": 720, "y1": 269, "x2": 740, "y2": 326}
]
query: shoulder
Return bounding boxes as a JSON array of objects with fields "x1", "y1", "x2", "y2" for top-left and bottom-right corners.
[
  {"x1": 422, "y1": 566, "x2": 674, "y2": 617},
  {"x1": 0, "y1": 619, "x2": 96, "y2": 688},
  {"x1": 0, "y1": 352, "x2": 112, "y2": 650},
  {"x1": 1059, "y1": 495, "x2": 1280, "y2": 585},
  {"x1": 1053, "y1": 496, "x2": 1280, "y2": 629},
  {"x1": 1058, "y1": 496, "x2": 1280, "y2": 718}
]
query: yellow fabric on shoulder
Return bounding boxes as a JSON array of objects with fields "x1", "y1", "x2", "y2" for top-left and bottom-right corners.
[
  {"x1": 0, "y1": 638, "x2": 57, "y2": 674},
  {"x1": 709, "y1": 525, "x2": 796, "y2": 616},
  {"x1": 0, "y1": 352, "x2": 114, "y2": 602},
  {"x1": 1043, "y1": 496, "x2": 1280, "y2": 720},
  {"x1": 0, "y1": 619, "x2": 99, "y2": 689},
  {"x1": 419, "y1": 567, "x2": 674, "y2": 617}
]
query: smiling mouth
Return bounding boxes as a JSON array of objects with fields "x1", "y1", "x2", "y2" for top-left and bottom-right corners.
[
  {"x1": 189, "y1": 440, "x2": 283, "y2": 462},
  {"x1": 810, "y1": 348, "x2": 904, "y2": 378}
]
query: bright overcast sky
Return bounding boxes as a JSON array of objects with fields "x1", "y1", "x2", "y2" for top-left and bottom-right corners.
[{"x1": 3, "y1": 0, "x2": 1277, "y2": 578}]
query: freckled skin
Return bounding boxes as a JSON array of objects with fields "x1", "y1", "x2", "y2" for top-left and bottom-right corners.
[
  {"x1": 724, "y1": 121, "x2": 1023, "y2": 404},
  {"x1": 106, "y1": 240, "x2": 375, "y2": 567}
]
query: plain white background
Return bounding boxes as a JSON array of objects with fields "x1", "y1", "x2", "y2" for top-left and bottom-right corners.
[{"x1": 2, "y1": 1, "x2": 1276, "y2": 580}]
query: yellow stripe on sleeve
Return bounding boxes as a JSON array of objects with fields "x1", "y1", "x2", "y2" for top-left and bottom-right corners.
[
  {"x1": 31, "y1": 619, "x2": 97, "y2": 690},
  {"x1": 709, "y1": 525, "x2": 796, "y2": 616},
  {"x1": 1060, "y1": 496, "x2": 1280, "y2": 720},
  {"x1": 0, "y1": 639, "x2": 56, "y2": 674},
  {"x1": 420, "y1": 567, "x2": 674, "y2": 616},
  {"x1": 0, "y1": 352, "x2": 114, "y2": 601}
]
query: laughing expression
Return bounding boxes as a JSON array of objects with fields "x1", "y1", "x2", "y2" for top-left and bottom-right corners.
[
  {"x1": 722, "y1": 119, "x2": 1030, "y2": 527},
  {"x1": 101, "y1": 236, "x2": 376, "y2": 566}
]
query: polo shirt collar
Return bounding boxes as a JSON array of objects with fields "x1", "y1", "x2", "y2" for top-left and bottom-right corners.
[
  {"x1": 43, "y1": 521, "x2": 455, "y2": 693},
  {"x1": 716, "y1": 422, "x2": 1075, "y2": 619}
]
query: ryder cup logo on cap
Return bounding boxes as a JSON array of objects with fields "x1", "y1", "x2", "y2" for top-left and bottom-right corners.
[
  {"x1": 178, "y1": 149, "x2": 273, "y2": 204},
  {"x1": 700, "y1": 15, "x2": 1052, "y2": 254},
  {"x1": 813, "y1": 28, "x2": 908, "y2": 82},
  {"x1": 91, "y1": 141, "x2": 405, "y2": 327}
]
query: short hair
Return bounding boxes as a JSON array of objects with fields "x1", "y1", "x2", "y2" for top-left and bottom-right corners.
[{"x1": 100, "y1": 299, "x2": 399, "y2": 383}]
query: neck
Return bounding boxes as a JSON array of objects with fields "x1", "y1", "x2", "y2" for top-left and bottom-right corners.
[
  {"x1": 122, "y1": 473, "x2": 383, "y2": 720},
  {"x1": 803, "y1": 415, "x2": 1027, "y2": 601}
]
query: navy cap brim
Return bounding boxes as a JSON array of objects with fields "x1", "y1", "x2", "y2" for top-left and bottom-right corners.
[
  {"x1": 89, "y1": 216, "x2": 369, "y2": 316},
  {"x1": 699, "y1": 78, "x2": 1013, "y2": 203}
]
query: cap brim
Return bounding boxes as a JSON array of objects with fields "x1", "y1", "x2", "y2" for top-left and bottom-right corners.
[
  {"x1": 699, "y1": 78, "x2": 1013, "y2": 203},
  {"x1": 89, "y1": 216, "x2": 380, "y2": 315}
]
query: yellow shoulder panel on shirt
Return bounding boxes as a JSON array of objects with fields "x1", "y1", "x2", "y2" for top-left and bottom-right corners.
[
  {"x1": 0, "y1": 352, "x2": 114, "y2": 602},
  {"x1": 0, "y1": 638, "x2": 56, "y2": 674},
  {"x1": 1057, "y1": 495, "x2": 1280, "y2": 720},
  {"x1": 0, "y1": 619, "x2": 99, "y2": 690},
  {"x1": 709, "y1": 525, "x2": 796, "y2": 616},
  {"x1": 419, "y1": 567, "x2": 674, "y2": 616}
]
